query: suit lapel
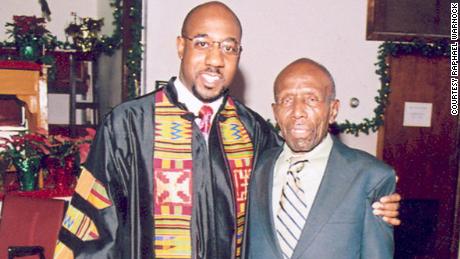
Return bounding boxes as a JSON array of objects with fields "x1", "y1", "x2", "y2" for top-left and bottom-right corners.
[
  {"x1": 253, "y1": 147, "x2": 284, "y2": 257},
  {"x1": 292, "y1": 139, "x2": 357, "y2": 258}
]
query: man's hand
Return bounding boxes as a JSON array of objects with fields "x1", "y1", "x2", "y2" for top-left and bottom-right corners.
[{"x1": 372, "y1": 193, "x2": 401, "y2": 226}]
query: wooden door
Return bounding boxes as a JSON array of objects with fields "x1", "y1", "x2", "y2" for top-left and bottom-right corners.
[{"x1": 377, "y1": 54, "x2": 460, "y2": 259}]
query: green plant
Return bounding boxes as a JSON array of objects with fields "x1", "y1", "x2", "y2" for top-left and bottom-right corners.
[
  {"x1": 3, "y1": 15, "x2": 57, "y2": 80},
  {"x1": 0, "y1": 128, "x2": 96, "y2": 168},
  {"x1": 65, "y1": 17, "x2": 104, "y2": 36},
  {"x1": 42, "y1": 129, "x2": 95, "y2": 167},
  {"x1": 5, "y1": 15, "x2": 58, "y2": 56},
  {"x1": 0, "y1": 132, "x2": 48, "y2": 165},
  {"x1": 65, "y1": 14, "x2": 104, "y2": 52}
]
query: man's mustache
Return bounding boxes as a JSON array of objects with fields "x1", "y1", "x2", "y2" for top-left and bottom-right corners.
[{"x1": 202, "y1": 66, "x2": 222, "y2": 75}]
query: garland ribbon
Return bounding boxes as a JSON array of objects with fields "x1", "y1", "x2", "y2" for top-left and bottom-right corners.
[{"x1": 332, "y1": 39, "x2": 450, "y2": 136}]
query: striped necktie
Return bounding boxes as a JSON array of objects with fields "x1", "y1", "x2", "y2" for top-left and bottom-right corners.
[{"x1": 276, "y1": 158, "x2": 308, "y2": 259}]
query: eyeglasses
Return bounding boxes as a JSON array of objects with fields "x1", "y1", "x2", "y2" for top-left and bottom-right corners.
[{"x1": 182, "y1": 35, "x2": 242, "y2": 56}]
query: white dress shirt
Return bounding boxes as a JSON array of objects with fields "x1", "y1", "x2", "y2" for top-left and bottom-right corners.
[
  {"x1": 174, "y1": 78, "x2": 223, "y2": 139},
  {"x1": 272, "y1": 134, "x2": 334, "y2": 226}
]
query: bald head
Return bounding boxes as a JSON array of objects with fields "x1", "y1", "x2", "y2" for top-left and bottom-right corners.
[
  {"x1": 272, "y1": 58, "x2": 339, "y2": 152},
  {"x1": 181, "y1": 1, "x2": 242, "y2": 38},
  {"x1": 274, "y1": 58, "x2": 336, "y2": 102},
  {"x1": 176, "y1": 1, "x2": 242, "y2": 103}
]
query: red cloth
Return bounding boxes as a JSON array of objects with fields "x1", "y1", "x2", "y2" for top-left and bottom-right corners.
[
  {"x1": 0, "y1": 188, "x2": 74, "y2": 200},
  {"x1": 0, "y1": 60, "x2": 41, "y2": 71},
  {"x1": 0, "y1": 195, "x2": 66, "y2": 259},
  {"x1": 198, "y1": 105, "x2": 213, "y2": 135}
]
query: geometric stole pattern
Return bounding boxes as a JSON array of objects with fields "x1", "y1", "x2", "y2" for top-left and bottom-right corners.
[
  {"x1": 53, "y1": 168, "x2": 113, "y2": 259},
  {"x1": 219, "y1": 98, "x2": 254, "y2": 258},
  {"x1": 153, "y1": 89, "x2": 254, "y2": 259}
]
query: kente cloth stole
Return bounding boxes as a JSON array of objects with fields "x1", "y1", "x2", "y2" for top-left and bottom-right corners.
[
  {"x1": 152, "y1": 90, "x2": 254, "y2": 258},
  {"x1": 219, "y1": 98, "x2": 254, "y2": 258},
  {"x1": 153, "y1": 89, "x2": 194, "y2": 259},
  {"x1": 54, "y1": 168, "x2": 113, "y2": 259}
]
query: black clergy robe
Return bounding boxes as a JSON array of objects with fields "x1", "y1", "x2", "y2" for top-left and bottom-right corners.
[{"x1": 56, "y1": 77, "x2": 281, "y2": 258}]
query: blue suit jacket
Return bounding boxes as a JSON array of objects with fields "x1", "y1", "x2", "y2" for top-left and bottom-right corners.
[{"x1": 243, "y1": 137, "x2": 395, "y2": 259}]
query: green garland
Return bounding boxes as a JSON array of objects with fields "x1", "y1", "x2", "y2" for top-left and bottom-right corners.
[
  {"x1": 90, "y1": 0, "x2": 123, "y2": 55},
  {"x1": 125, "y1": 0, "x2": 143, "y2": 99},
  {"x1": 54, "y1": 0, "x2": 123, "y2": 54},
  {"x1": 331, "y1": 39, "x2": 450, "y2": 136}
]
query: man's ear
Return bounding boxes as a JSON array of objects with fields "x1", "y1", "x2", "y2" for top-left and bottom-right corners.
[
  {"x1": 272, "y1": 103, "x2": 278, "y2": 123},
  {"x1": 272, "y1": 102, "x2": 282, "y2": 136},
  {"x1": 328, "y1": 99, "x2": 340, "y2": 124},
  {"x1": 176, "y1": 36, "x2": 185, "y2": 59}
]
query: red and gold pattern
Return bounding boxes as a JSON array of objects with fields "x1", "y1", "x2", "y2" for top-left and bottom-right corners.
[
  {"x1": 153, "y1": 90, "x2": 194, "y2": 259},
  {"x1": 53, "y1": 241, "x2": 74, "y2": 259},
  {"x1": 54, "y1": 168, "x2": 112, "y2": 259},
  {"x1": 219, "y1": 98, "x2": 254, "y2": 257},
  {"x1": 75, "y1": 168, "x2": 112, "y2": 209},
  {"x1": 61, "y1": 204, "x2": 100, "y2": 241},
  {"x1": 152, "y1": 91, "x2": 254, "y2": 258}
]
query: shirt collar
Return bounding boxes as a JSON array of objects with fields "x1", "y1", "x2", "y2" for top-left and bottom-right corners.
[
  {"x1": 174, "y1": 78, "x2": 223, "y2": 117},
  {"x1": 279, "y1": 133, "x2": 334, "y2": 163}
]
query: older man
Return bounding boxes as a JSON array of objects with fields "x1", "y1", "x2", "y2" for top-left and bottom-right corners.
[
  {"x1": 244, "y1": 58, "x2": 395, "y2": 258},
  {"x1": 54, "y1": 3, "x2": 399, "y2": 259}
]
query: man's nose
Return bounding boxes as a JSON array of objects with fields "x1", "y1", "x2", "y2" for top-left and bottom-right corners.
[
  {"x1": 205, "y1": 43, "x2": 224, "y2": 67},
  {"x1": 293, "y1": 98, "x2": 307, "y2": 118}
]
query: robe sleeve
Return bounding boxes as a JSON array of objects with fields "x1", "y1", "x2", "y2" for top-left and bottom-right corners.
[{"x1": 54, "y1": 115, "x2": 126, "y2": 259}]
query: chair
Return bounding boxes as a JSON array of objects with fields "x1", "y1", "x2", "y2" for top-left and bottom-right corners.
[{"x1": 0, "y1": 195, "x2": 66, "y2": 259}]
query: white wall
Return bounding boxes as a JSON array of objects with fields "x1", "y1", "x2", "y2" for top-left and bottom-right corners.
[
  {"x1": 0, "y1": 1, "x2": 384, "y2": 153},
  {"x1": 144, "y1": 0, "x2": 383, "y2": 155},
  {"x1": 97, "y1": 0, "x2": 122, "y2": 117},
  {"x1": 97, "y1": 50, "x2": 122, "y2": 117}
]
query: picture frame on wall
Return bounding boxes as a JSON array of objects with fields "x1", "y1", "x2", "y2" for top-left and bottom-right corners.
[{"x1": 366, "y1": 0, "x2": 450, "y2": 41}]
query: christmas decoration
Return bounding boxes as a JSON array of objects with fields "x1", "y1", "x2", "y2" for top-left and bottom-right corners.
[
  {"x1": 331, "y1": 39, "x2": 450, "y2": 136},
  {"x1": 2, "y1": 0, "x2": 143, "y2": 100},
  {"x1": 65, "y1": 13, "x2": 104, "y2": 52},
  {"x1": 5, "y1": 15, "x2": 57, "y2": 60}
]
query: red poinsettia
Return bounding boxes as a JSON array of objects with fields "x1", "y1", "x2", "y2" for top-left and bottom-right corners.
[
  {"x1": 0, "y1": 128, "x2": 96, "y2": 167},
  {"x1": 6, "y1": 16, "x2": 49, "y2": 41},
  {"x1": 0, "y1": 131, "x2": 48, "y2": 163},
  {"x1": 75, "y1": 128, "x2": 96, "y2": 164},
  {"x1": 39, "y1": 128, "x2": 96, "y2": 166},
  {"x1": 4, "y1": 15, "x2": 57, "y2": 56}
]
